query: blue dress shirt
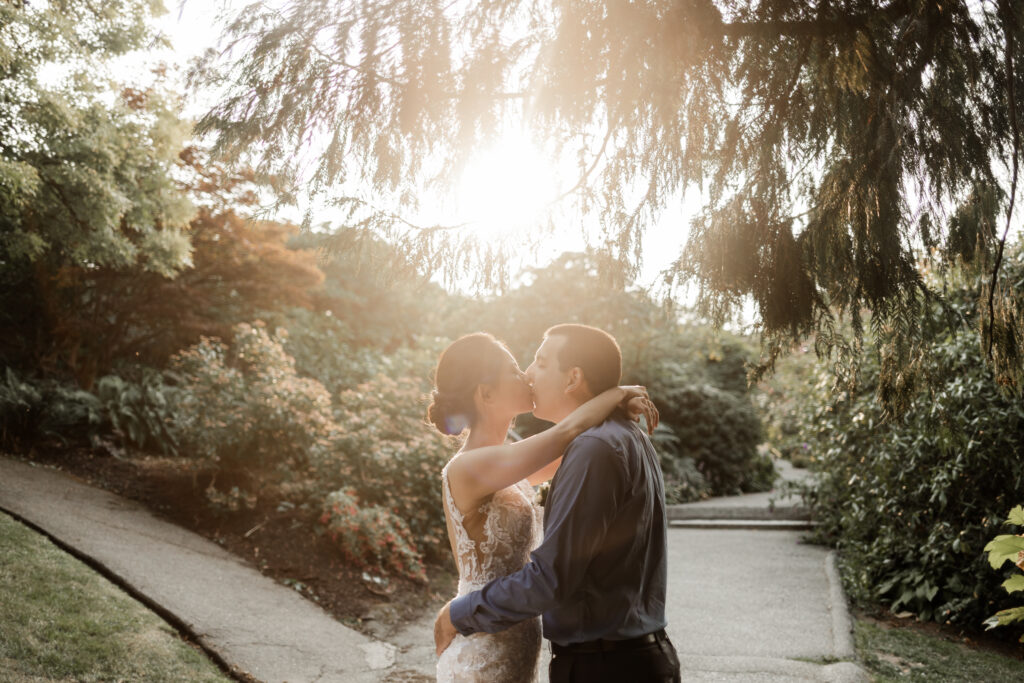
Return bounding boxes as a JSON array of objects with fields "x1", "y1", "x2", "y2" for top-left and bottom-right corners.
[{"x1": 449, "y1": 416, "x2": 669, "y2": 646}]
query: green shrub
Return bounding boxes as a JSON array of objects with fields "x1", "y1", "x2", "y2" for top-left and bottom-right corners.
[
  {"x1": 655, "y1": 384, "x2": 771, "y2": 501},
  {"x1": 793, "y1": 325, "x2": 1024, "y2": 629},
  {"x1": 96, "y1": 371, "x2": 181, "y2": 456},
  {"x1": 169, "y1": 322, "x2": 335, "y2": 488},
  {"x1": 262, "y1": 307, "x2": 383, "y2": 394},
  {"x1": 0, "y1": 368, "x2": 41, "y2": 445},
  {"x1": 319, "y1": 489, "x2": 426, "y2": 582},
  {"x1": 983, "y1": 505, "x2": 1024, "y2": 641},
  {"x1": 326, "y1": 366, "x2": 454, "y2": 563},
  {"x1": 755, "y1": 345, "x2": 823, "y2": 467},
  {"x1": 166, "y1": 325, "x2": 454, "y2": 573},
  {"x1": 651, "y1": 424, "x2": 711, "y2": 504},
  {"x1": 0, "y1": 368, "x2": 103, "y2": 446}
]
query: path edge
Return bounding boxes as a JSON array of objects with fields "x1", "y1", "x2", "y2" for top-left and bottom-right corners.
[
  {"x1": 0, "y1": 502, "x2": 254, "y2": 683},
  {"x1": 825, "y1": 550, "x2": 857, "y2": 659}
]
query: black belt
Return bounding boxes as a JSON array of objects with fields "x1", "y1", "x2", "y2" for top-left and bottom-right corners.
[{"x1": 551, "y1": 629, "x2": 668, "y2": 655}]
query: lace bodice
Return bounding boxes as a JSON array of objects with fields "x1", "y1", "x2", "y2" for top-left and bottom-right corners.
[
  {"x1": 442, "y1": 461, "x2": 544, "y2": 594},
  {"x1": 437, "y1": 461, "x2": 544, "y2": 682}
]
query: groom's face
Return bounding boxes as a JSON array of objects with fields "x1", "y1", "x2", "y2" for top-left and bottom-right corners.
[{"x1": 525, "y1": 335, "x2": 574, "y2": 423}]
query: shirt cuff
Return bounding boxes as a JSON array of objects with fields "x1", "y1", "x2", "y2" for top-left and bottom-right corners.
[{"x1": 449, "y1": 593, "x2": 477, "y2": 637}]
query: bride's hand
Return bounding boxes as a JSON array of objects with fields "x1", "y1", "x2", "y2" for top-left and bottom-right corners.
[
  {"x1": 619, "y1": 385, "x2": 659, "y2": 434},
  {"x1": 434, "y1": 600, "x2": 457, "y2": 656}
]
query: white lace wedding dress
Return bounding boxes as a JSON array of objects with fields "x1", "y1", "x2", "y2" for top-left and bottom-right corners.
[{"x1": 437, "y1": 462, "x2": 544, "y2": 682}]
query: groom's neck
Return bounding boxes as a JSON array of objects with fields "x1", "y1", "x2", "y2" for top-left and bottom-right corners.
[{"x1": 552, "y1": 396, "x2": 588, "y2": 424}]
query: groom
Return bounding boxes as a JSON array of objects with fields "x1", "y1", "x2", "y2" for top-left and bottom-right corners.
[{"x1": 434, "y1": 323, "x2": 681, "y2": 682}]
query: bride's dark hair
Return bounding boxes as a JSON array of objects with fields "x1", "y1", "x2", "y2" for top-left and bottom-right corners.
[{"x1": 427, "y1": 332, "x2": 511, "y2": 436}]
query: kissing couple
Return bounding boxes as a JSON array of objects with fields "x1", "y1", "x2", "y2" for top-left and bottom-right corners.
[{"x1": 428, "y1": 324, "x2": 681, "y2": 682}]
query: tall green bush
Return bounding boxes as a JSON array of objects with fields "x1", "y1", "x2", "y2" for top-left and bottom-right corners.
[
  {"x1": 326, "y1": 354, "x2": 454, "y2": 563},
  {"x1": 794, "y1": 312, "x2": 1024, "y2": 628},
  {"x1": 166, "y1": 324, "x2": 453, "y2": 573},
  {"x1": 169, "y1": 322, "x2": 335, "y2": 487},
  {"x1": 265, "y1": 307, "x2": 382, "y2": 393},
  {"x1": 655, "y1": 384, "x2": 771, "y2": 502}
]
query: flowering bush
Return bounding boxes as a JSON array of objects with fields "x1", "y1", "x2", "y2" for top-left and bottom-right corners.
[
  {"x1": 319, "y1": 489, "x2": 426, "y2": 582},
  {"x1": 169, "y1": 322, "x2": 334, "y2": 486},
  {"x1": 325, "y1": 363, "x2": 455, "y2": 563},
  {"x1": 166, "y1": 327, "x2": 454, "y2": 573}
]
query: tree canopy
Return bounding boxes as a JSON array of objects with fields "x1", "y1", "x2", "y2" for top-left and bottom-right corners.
[
  {"x1": 195, "y1": 0, "x2": 1024, "y2": 407},
  {"x1": 1, "y1": 0, "x2": 193, "y2": 275}
]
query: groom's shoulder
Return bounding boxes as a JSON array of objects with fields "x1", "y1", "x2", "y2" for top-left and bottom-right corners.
[{"x1": 576, "y1": 416, "x2": 644, "y2": 454}]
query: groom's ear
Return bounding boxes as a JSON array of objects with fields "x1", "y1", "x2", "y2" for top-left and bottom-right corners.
[
  {"x1": 564, "y1": 367, "x2": 585, "y2": 394},
  {"x1": 476, "y1": 383, "x2": 494, "y2": 404}
]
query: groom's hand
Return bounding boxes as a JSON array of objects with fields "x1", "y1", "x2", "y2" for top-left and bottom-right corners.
[{"x1": 434, "y1": 600, "x2": 457, "y2": 656}]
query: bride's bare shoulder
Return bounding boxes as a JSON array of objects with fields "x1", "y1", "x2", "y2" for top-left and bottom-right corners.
[{"x1": 444, "y1": 449, "x2": 495, "y2": 512}]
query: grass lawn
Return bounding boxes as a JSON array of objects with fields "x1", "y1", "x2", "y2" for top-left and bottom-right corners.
[
  {"x1": 855, "y1": 615, "x2": 1024, "y2": 682},
  {"x1": 0, "y1": 511, "x2": 230, "y2": 682}
]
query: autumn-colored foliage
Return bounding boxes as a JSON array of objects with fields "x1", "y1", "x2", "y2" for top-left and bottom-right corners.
[{"x1": 2, "y1": 154, "x2": 324, "y2": 388}]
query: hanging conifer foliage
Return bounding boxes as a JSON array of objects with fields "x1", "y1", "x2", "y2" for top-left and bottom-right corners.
[{"x1": 194, "y1": 0, "x2": 1024, "y2": 409}]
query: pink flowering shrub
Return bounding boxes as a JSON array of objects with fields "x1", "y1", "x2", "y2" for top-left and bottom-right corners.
[
  {"x1": 170, "y1": 328, "x2": 454, "y2": 574},
  {"x1": 326, "y1": 366, "x2": 456, "y2": 564},
  {"x1": 170, "y1": 322, "x2": 334, "y2": 486},
  {"x1": 319, "y1": 489, "x2": 426, "y2": 582}
]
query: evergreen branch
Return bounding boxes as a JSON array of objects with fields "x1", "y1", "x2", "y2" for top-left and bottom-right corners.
[
  {"x1": 340, "y1": 196, "x2": 469, "y2": 235},
  {"x1": 306, "y1": 38, "x2": 527, "y2": 101},
  {"x1": 988, "y1": 0, "x2": 1020, "y2": 359},
  {"x1": 547, "y1": 123, "x2": 614, "y2": 207},
  {"x1": 766, "y1": 37, "x2": 812, "y2": 141},
  {"x1": 308, "y1": 43, "x2": 403, "y2": 88},
  {"x1": 719, "y1": 1, "x2": 914, "y2": 40}
]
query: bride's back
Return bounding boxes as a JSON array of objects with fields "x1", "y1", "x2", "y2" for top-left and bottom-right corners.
[{"x1": 442, "y1": 460, "x2": 542, "y2": 593}]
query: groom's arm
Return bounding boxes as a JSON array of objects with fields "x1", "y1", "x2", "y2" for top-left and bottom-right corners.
[{"x1": 448, "y1": 434, "x2": 626, "y2": 635}]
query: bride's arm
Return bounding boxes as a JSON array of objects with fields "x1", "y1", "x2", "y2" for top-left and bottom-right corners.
[
  {"x1": 448, "y1": 386, "x2": 656, "y2": 504},
  {"x1": 526, "y1": 457, "x2": 563, "y2": 487},
  {"x1": 525, "y1": 391, "x2": 656, "y2": 486}
]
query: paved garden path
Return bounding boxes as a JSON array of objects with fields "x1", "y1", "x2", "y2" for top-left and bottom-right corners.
[{"x1": 0, "y1": 455, "x2": 867, "y2": 682}]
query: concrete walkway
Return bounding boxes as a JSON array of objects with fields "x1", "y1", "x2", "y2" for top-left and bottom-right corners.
[
  {"x1": 665, "y1": 460, "x2": 864, "y2": 682},
  {"x1": 0, "y1": 455, "x2": 866, "y2": 682}
]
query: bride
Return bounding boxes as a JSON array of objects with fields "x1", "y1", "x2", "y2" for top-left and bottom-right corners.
[{"x1": 427, "y1": 332, "x2": 656, "y2": 682}]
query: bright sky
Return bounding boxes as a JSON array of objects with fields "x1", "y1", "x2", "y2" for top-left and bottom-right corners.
[{"x1": 155, "y1": 1, "x2": 697, "y2": 292}]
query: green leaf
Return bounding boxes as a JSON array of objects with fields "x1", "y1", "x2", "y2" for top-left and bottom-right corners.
[
  {"x1": 1008, "y1": 505, "x2": 1024, "y2": 526},
  {"x1": 983, "y1": 535, "x2": 1024, "y2": 569},
  {"x1": 984, "y1": 606, "x2": 1024, "y2": 630},
  {"x1": 1002, "y1": 574, "x2": 1024, "y2": 594}
]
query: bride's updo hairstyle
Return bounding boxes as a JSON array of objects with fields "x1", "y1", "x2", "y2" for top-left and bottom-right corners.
[{"x1": 428, "y1": 332, "x2": 511, "y2": 436}]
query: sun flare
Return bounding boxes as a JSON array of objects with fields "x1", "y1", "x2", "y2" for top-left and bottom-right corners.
[{"x1": 453, "y1": 132, "x2": 557, "y2": 247}]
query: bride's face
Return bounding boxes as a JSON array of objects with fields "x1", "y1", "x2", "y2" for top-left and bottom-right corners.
[{"x1": 482, "y1": 350, "x2": 534, "y2": 420}]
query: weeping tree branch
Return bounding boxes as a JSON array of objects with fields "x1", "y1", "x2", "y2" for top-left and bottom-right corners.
[
  {"x1": 988, "y1": 0, "x2": 1020, "y2": 358},
  {"x1": 548, "y1": 124, "x2": 615, "y2": 207},
  {"x1": 719, "y1": 0, "x2": 914, "y2": 39}
]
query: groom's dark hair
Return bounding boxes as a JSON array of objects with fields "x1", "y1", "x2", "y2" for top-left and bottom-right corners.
[{"x1": 544, "y1": 323, "x2": 622, "y2": 395}]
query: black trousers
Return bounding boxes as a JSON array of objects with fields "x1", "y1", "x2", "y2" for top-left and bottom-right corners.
[{"x1": 549, "y1": 634, "x2": 681, "y2": 683}]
